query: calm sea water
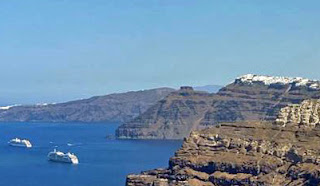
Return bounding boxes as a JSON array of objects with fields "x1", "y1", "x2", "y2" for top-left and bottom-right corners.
[{"x1": 0, "y1": 122, "x2": 182, "y2": 186}]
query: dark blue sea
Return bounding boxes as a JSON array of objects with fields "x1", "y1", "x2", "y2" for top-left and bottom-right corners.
[{"x1": 0, "y1": 122, "x2": 182, "y2": 186}]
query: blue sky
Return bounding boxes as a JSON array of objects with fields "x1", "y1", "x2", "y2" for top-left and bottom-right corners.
[{"x1": 1, "y1": 0, "x2": 320, "y2": 105}]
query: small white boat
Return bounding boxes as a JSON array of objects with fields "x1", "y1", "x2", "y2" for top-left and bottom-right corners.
[
  {"x1": 8, "y1": 138, "x2": 32, "y2": 148},
  {"x1": 47, "y1": 149, "x2": 79, "y2": 164}
]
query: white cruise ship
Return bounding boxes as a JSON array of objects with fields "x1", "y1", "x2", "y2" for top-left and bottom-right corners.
[
  {"x1": 47, "y1": 149, "x2": 79, "y2": 164},
  {"x1": 8, "y1": 138, "x2": 32, "y2": 148}
]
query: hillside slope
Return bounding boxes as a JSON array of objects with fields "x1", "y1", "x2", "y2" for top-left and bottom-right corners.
[{"x1": 0, "y1": 88, "x2": 174, "y2": 123}]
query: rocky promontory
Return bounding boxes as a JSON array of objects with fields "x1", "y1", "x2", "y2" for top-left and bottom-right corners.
[
  {"x1": 116, "y1": 87, "x2": 213, "y2": 139},
  {"x1": 117, "y1": 74, "x2": 320, "y2": 139},
  {"x1": 126, "y1": 99, "x2": 320, "y2": 185}
]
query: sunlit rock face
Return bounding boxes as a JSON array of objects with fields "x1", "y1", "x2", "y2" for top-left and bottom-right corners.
[
  {"x1": 276, "y1": 99, "x2": 320, "y2": 127},
  {"x1": 126, "y1": 100, "x2": 320, "y2": 186},
  {"x1": 118, "y1": 74, "x2": 320, "y2": 139}
]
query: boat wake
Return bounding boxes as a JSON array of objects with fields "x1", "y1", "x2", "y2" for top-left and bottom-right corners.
[{"x1": 67, "y1": 143, "x2": 82, "y2": 147}]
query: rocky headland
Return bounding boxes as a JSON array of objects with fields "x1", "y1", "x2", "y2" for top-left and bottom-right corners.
[
  {"x1": 0, "y1": 88, "x2": 174, "y2": 123},
  {"x1": 126, "y1": 99, "x2": 320, "y2": 185},
  {"x1": 116, "y1": 86, "x2": 213, "y2": 139},
  {"x1": 117, "y1": 74, "x2": 320, "y2": 139}
]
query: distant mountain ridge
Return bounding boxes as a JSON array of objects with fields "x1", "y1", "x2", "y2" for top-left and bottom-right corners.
[
  {"x1": 0, "y1": 88, "x2": 174, "y2": 123},
  {"x1": 116, "y1": 74, "x2": 320, "y2": 139}
]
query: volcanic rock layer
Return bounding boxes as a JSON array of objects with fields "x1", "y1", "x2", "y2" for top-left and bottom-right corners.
[{"x1": 126, "y1": 99, "x2": 320, "y2": 186}]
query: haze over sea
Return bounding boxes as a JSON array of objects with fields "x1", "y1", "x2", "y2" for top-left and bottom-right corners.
[{"x1": 0, "y1": 122, "x2": 182, "y2": 186}]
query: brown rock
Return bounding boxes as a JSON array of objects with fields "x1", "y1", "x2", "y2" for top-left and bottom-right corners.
[
  {"x1": 126, "y1": 99, "x2": 320, "y2": 185},
  {"x1": 117, "y1": 75, "x2": 320, "y2": 139}
]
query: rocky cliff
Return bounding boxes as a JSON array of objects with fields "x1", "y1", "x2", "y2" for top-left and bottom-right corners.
[
  {"x1": 201, "y1": 74, "x2": 320, "y2": 125},
  {"x1": 116, "y1": 87, "x2": 212, "y2": 139},
  {"x1": 0, "y1": 88, "x2": 174, "y2": 123},
  {"x1": 117, "y1": 74, "x2": 320, "y2": 139},
  {"x1": 126, "y1": 99, "x2": 320, "y2": 185}
]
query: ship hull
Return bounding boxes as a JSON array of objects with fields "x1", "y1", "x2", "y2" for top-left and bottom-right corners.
[
  {"x1": 48, "y1": 158, "x2": 78, "y2": 164},
  {"x1": 47, "y1": 153, "x2": 79, "y2": 164},
  {"x1": 9, "y1": 143, "x2": 32, "y2": 148}
]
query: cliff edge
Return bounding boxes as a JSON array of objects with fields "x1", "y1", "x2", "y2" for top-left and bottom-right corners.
[{"x1": 126, "y1": 99, "x2": 320, "y2": 185}]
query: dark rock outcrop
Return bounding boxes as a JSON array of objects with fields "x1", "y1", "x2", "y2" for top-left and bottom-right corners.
[
  {"x1": 117, "y1": 74, "x2": 320, "y2": 139},
  {"x1": 116, "y1": 87, "x2": 212, "y2": 139},
  {"x1": 126, "y1": 100, "x2": 320, "y2": 185},
  {"x1": 0, "y1": 88, "x2": 174, "y2": 123}
]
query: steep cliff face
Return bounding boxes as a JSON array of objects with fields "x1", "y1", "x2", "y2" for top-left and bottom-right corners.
[
  {"x1": 126, "y1": 100, "x2": 320, "y2": 185},
  {"x1": 0, "y1": 88, "x2": 174, "y2": 123},
  {"x1": 117, "y1": 74, "x2": 320, "y2": 139},
  {"x1": 201, "y1": 74, "x2": 320, "y2": 125},
  {"x1": 116, "y1": 87, "x2": 212, "y2": 139}
]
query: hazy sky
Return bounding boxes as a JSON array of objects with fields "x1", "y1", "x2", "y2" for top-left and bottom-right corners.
[{"x1": 1, "y1": 0, "x2": 320, "y2": 105}]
